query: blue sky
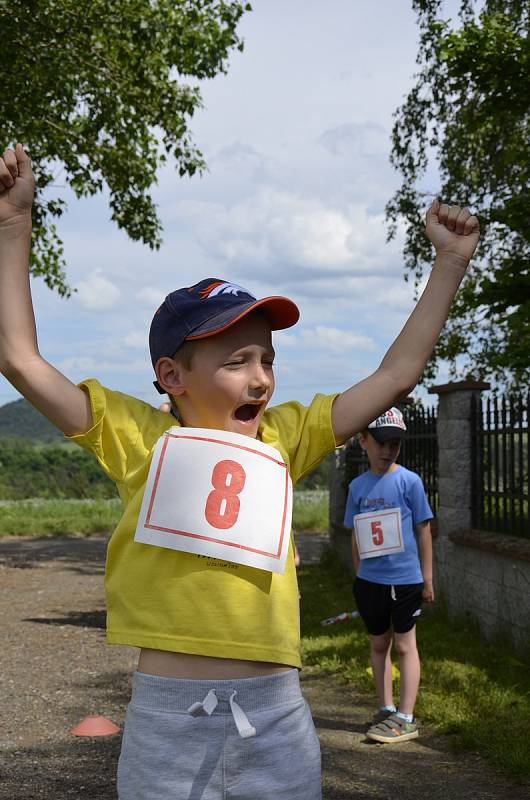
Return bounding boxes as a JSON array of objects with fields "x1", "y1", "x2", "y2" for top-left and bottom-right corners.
[{"x1": 1, "y1": 0, "x2": 463, "y2": 411}]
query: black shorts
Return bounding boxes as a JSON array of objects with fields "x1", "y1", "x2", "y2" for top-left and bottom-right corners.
[{"x1": 353, "y1": 577, "x2": 424, "y2": 636}]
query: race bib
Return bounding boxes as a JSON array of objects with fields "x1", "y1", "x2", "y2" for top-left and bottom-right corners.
[
  {"x1": 353, "y1": 507, "x2": 404, "y2": 560},
  {"x1": 134, "y1": 427, "x2": 292, "y2": 573}
]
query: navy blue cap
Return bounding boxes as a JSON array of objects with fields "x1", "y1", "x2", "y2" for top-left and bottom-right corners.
[{"x1": 149, "y1": 278, "x2": 299, "y2": 393}]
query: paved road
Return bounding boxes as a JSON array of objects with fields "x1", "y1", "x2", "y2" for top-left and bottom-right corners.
[{"x1": 0, "y1": 533, "x2": 527, "y2": 799}]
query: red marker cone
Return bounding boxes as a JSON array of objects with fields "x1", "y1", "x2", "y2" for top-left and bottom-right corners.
[{"x1": 69, "y1": 715, "x2": 121, "y2": 737}]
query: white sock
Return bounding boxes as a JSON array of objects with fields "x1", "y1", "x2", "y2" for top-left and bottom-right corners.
[
  {"x1": 396, "y1": 711, "x2": 413, "y2": 723},
  {"x1": 381, "y1": 704, "x2": 396, "y2": 713}
]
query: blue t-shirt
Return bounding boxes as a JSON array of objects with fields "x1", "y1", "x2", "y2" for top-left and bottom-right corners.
[{"x1": 343, "y1": 465, "x2": 432, "y2": 585}]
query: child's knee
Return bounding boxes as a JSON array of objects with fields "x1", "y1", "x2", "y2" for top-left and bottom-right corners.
[
  {"x1": 370, "y1": 631, "x2": 392, "y2": 653},
  {"x1": 393, "y1": 628, "x2": 417, "y2": 656}
]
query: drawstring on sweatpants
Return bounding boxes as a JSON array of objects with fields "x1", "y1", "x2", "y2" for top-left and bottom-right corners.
[
  {"x1": 390, "y1": 584, "x2": 397, "y2": 601},
  {"x1": 228, "y1": 691, "x2": 256, "y2": 738},
  {"x1": 187, "y1": 689, "x2": 218, "y2": 717},
  {"x1": 187, "y1": 689, "x2": 257, "y2": 739}
]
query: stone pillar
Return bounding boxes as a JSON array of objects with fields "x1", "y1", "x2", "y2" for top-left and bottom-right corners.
[{"x1": 428, "y1": 380, "x2": 490, "y2": 587}]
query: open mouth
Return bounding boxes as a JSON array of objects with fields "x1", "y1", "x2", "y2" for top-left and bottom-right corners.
[{"x1": 233, "y1": 403, "x2": 261, "y2": 423}]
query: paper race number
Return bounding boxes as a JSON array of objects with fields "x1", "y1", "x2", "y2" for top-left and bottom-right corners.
[
  {"x1": 134, "y1": 427, "x2": 293, "y2": 573},
  {"x1": 353, "y1": 507, "x2": 404, "y2": 560}
]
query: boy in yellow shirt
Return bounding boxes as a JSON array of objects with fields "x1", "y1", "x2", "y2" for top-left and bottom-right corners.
[{"x1": 0, "y1": 144, "x2": 479, "y2": 799}]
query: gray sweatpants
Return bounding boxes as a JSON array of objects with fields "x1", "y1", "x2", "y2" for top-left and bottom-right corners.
[{"x1": 117, "y1": 669, "x2": 321, "y2": 800}]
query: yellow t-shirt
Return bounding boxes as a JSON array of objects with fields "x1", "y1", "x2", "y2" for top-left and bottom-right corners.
[{"x1": 70, "y1": 380, "x2": 337, "y2": 667}]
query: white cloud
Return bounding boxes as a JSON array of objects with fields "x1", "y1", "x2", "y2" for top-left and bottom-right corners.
[
  {"x1": 123, "y1": 331, "x2": 149, "y2": 349},
  {"x1": 75, "y1": 270, "x2": 121, "y2": 311},
  {"x1": 175, "y1": 188, "x2": 397, "y2": 278},
  {"x1": 273, "y1": 330, "x2": 298, "y2": 348},
  {"x1": 58, "y1": 356, "x2": 148, "y2": 373},
  {"x1": 210, "y1": 142, "x2": 266, "y2": 175},
  {"x1": 276, "y1": 325, "x2": 375, "y2": 353},
  {"x1": 319, "y1": 121, "x2": 389, "y2": 158},
  {"x1": 304, "y1": 326, "x2": 376, "y2": 352},
  {"x1": 136, "y1": 287, "x2": 168, "y2": 307}
]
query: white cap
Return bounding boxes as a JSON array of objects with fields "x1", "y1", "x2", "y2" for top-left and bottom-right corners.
[{"x1": 367, "y1": 407, "x2": 406, "y2": 442}]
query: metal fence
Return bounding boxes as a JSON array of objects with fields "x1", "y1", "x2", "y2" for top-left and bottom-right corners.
[
  {"x1": 399, "y1": 404, "x2": 438, "y2": 513},
  {"x1": 471, "y1": 393, "x2": 529, "y2": 538},
  {"x1": 343, "y1": 403, "x2": 438, "y2": 513},
  {"x1": 340, "y1": 392, "x2": 530, "y2": 539}
]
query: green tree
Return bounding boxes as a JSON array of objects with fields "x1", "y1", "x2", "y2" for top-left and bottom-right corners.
[
  {"x1": 387, "y1": 0, "x2": 529, "y2": 388},
  {"x1": 0, "y1": 0, "x2": 251, "y2": 295}
]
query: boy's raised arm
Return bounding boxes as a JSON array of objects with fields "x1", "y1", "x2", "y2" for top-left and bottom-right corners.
[
  {"x1": 0, "y1": 144, "x2": 92, "y2": 435},
  {"x1": 332, "y1": 200, "x2": 480, "y2": 444}
]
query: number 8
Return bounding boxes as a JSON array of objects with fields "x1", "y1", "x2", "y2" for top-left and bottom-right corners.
[{"x1": 205, "y1": 460, "x2": 246, "y2": 530}]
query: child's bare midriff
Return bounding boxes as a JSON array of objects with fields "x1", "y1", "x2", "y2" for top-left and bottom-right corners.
[{"x1": 138, "y1": 648, "x2": 293, "y2": 679}]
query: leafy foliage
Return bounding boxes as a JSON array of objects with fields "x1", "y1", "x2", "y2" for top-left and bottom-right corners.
[
  {"x1": 0, "y1": 0, "x2": 251, "y2": 294},
  {"x1": 387, "y1": 0, "x2": 530, "y2": 388},
  {"x1": 0, "y1": 393, "x2": 115, "y2": 499},
  {"x1": 0, "y1": 438, "x2": 116, "y2": 499},
  {"x1": 0, "y1": 397, "x2": 64, "y2": 442}
]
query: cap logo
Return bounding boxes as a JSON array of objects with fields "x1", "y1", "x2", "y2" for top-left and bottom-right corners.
[
  {"x1": 368, "y1": 406, "x2": 406, "y2": 430},
  {"x1": 198, "y1": 281, "x2": 255, "y2": 300},
  {"x1": 375, "y1": 415, "x2": 403, "y2": 428}
]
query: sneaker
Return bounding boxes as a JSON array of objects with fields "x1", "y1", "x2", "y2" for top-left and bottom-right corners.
[
  {"x1": 370, "y1": 708, "x2": 394, "y2": 726},
  {"x1": 366, "y1": 712, "x2": 419, "y2": 743}
]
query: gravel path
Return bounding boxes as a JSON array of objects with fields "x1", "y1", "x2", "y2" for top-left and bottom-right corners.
[{"x1": 0, "y1": 533, "x2": 527, "y2": 800}]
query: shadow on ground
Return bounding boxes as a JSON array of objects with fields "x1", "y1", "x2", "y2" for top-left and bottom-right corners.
[
  {"x1": 24, "y1": 609, "x2": 107, "y2": 629},
  {"x1": 0, "y1": 737, "x2": 121, "y2": 800},
  {"x1": 0, "y1": 535, "x2": 107, "y2": 575}
]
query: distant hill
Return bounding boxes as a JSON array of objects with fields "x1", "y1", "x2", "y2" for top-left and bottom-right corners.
[{"x1": 0, "y1": 398, "x2": 64, "y2": 443}]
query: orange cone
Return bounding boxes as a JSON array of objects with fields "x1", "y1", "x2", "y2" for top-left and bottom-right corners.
[{"x1": 69, "y1": 715, "x2": 121, "y2": 737}]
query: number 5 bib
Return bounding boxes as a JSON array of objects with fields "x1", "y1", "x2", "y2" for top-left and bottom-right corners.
[
  {"x1": 353, "y1": 507, "x2": 404, "y2": 560},
  {"x1": 134, "y1": 427, "x2": 293, "y2": 574}
]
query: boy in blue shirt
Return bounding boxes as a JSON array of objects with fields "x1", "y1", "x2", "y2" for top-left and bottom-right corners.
[{"x1": 343, "y1": 407, "x2": 434, "y2": 743}]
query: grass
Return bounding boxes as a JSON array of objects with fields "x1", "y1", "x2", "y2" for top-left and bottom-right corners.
[
  {"x1": 0, "y1": 489, "x2": 330, "y2": 538},
  {"x1": 299, "y1": 548, "x2": 530, "y2": 784},
  {"x1": 293, "y1": 490, "x2": 329, "y2": 532},
  {"x1": 0, "y1": 498, "x2": 122, "y2": 537}
]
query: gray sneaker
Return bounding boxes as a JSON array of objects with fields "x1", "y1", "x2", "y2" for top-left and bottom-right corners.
[
  {"x1": 366, "y1": 712, "x2": 419, "y2": 743},
  {"x1": 370, "y1": 708, "x2": 394, "y2": 726}
]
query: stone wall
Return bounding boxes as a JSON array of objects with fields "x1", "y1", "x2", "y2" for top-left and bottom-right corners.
[
  {"x1": 435, "y1": 529, "x2": 530, "y2": 651},
  {"x1": 328, "y1": 381, "x2": 530, "y2": 654}
]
